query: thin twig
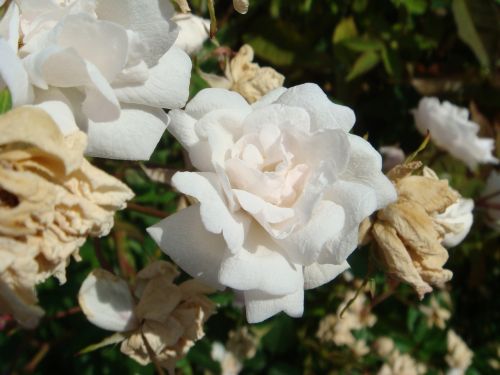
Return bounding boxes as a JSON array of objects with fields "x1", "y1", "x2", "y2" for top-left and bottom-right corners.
[
  {"x1": 24, "y1": 342, "x2": 50, "y2": 373},
  {"x1": 93, "y1": 238, "x2": 112, "y2": 272},
  {"x1": 127, "y1": 202, "x2": 168, "y2": 218}
]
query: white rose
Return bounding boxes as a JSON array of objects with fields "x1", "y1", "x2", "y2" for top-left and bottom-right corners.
[
  {"x1": 173, "y1": 13, "x2": 210, "y2": 56},
  {"x1": 148, "y1": 83, "x2": 397, "y2": 323},
  {"x1": 413, "y1": 97, "x2": 498, "y2": 170},
  {"x1": 0, "y1": 0, "x2": 192, "y2": 160}
]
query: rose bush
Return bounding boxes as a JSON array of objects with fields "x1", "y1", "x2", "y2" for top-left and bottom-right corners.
[
  {"x1": 148, "y1": 83, "x2": 396, "y2": 323},
  {"x1": 0, "y1": 0, "x2": 192, "y2": 160}
]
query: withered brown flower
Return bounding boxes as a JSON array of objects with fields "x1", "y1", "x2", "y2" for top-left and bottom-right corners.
[
  {"x1": 363, "y1": 162, "x2": 471, "y2": 299},
  {"x1": 0, "y1": 107, "x2": 133, "y2": 328}
]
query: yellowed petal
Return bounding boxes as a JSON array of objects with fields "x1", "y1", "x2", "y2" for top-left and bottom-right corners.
[{"x1": 372, "y1": 221, "x2": 432, "y2": 299}]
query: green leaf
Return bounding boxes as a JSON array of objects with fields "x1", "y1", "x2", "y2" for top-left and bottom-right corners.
[
  {"x1": 246, "y1": 36, "x2": 295, "y2": 66},
  {"x1": 352, "y1": 0, "x2": 369, "y2": 12},
  {"x1": 332, "y1": 17, "x2": 358, "y2": 44},
  {"x1": 452, "y1": 0, "x2": 487, "y2": 66},
  {"x1": 406, "y1": 306, "x2": 420, "y2": 333},
  {"x1": 346, "y1": 51, "x2": 381, "y2": 81},
  {"x1": 401, "y1": 0, "x2": 427, "y2": 14},
  {"x1": 262, "y1": 316, "x2": 295, "y2": 354},
  {"x1": 341, "y1": 37, "x2": 384, "y2": 52},
  {"x1": 0, "y1": 88, "x2": 12, "y2": 115},
  {"x1": 77, "y1": 332, "x2": 126, "y2": 355}
]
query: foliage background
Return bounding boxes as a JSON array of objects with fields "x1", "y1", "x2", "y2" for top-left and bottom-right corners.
[{"x1": 1, "y1": 0, "x2": 499, "y2": 374}]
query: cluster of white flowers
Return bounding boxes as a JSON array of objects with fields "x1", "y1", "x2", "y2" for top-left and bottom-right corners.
[
  {"x1": 0, "y1": 0, "x2": 191, "y2": 160},
  {"x1": 1, "y1": 1, "x2": 493, "y2": 372}
]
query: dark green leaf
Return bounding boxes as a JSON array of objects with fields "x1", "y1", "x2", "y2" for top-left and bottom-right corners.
[
  {"x1": 346, "y1": 51, "x2": 381, "y2": 81},
  {"x1": 452, "y1": 0, "x2": 499, "y2": 68}
]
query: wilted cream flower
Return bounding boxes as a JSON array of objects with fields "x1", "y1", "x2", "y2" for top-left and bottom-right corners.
[
  {"x1": 211, "y1": 342, "x2": 243, "y2": 375},
  {"x1": 316, "y1": 289, "x2": 376, "y2": 355},
  {"x1": 374, "y1": 337, "x2": 395, "y2": 357},
  {"x1": 378, "y1": 353, "x2": 426, "y2": 375},
  {"x1": 233, "y1": 0, "x2": 249, "y2": 14},
  {"x1": 375, "y1": 337, "x2": 426, "y2": 375},
  {"x1": 365, "y1": 162, "x2": 473, "y2": 299},
  {"x1": 211, "y1": 327, "x2": 257, "y2": 375},
  {"x1": 419, "y1": 296, "x2": 451, "y2": 329},
  {"x1": 201, "y1": 44, "x2": 285, "y2": 103},
  {"x1": 445, "y1": 330, "x2": 473, "y2": 374},
  {"x1": 78, "y1": 261, "x2": 215, "y2": 372},
  {"x1": 227, "y1": 327, "x2": 258, "y2": 360},
  {"x1": 0, "y1": 106, "x2": 133, "y2": 328}
]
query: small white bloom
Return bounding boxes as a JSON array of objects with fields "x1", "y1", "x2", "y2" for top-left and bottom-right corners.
[
  {"x1": 1, "y1": 0, "x2": 192, "y2": 160},
  {"x1": 173, "y1": 13, "x2": 210, "y2": 56},
  {"x1": 233, "y1": 0, "x2": 249, "y2": 14},
  {"x1": 413, "y1": 97, "x2": 498, "y2": 170},
  {"x1": 148, "y1": 83, "x2": 396, "y2": 323}
]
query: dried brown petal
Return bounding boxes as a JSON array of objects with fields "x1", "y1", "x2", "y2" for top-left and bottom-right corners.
[{"x1": 0, "y1": 107, "x2": 133, "y2": 328}]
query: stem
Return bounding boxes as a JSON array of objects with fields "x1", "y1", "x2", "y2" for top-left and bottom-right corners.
[
  {"x1": 24, "y1": 342, "x2": 50, "y2": 373},
  {"x1": 93, "y1": 238, "x2": 112, "y2": 272},
  {"x1": 114, "y1": 230, "x2": 135, "y2": 279},
  {"x1": 475, "y1": 189, "x2": 500, "y2": 204},
  {"x1": 127, "y1": 202, "x2": 168, "y2": 218},
  {"x1": 207, "y1": 0, "x2": 217, "y2": 38}
]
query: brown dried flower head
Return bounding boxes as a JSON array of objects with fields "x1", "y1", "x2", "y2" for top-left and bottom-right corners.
[
  {"x1": 364, "y1": 161, "x2": 467, "y2": 299},
  {"x1": 78, "y1": 261, "x2": 216, "y2": 372},
  {"x1": 0, "y1": 107, "x2": 133, "y2": 328},
  {"x1": 201, "y1": 44, "x2": 285, "y2": 103}
]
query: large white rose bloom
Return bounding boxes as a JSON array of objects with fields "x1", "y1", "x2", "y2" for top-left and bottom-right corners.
[
  {"x1": 0, "y1": 0, "x2": 191, "y2": 160},
  {"x1": 148, "y1": 83, "x2": 397, "y2": 323},
  {"x1": 413, "y1": 97, "x2": 498, "y2": 170}
]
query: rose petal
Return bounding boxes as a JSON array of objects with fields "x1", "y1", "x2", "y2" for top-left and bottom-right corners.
[
  {"x1": 114, "y1": 46, "x2": 191, "y2": 109},
  {"x1": 303, "y1": 261, "x2": 349, "y2": 289},
  {"x1": 340, "y1": 134, "x2": 397, "y2": 209},
  {"x1": 95, "y1": 0, "x2": 179, "y2": 67},
  {"x1": 185, "y1": 88, "x2": 251, "y2": 120},
  {"x1": 277, "y1": 200, "x2": 345, "y2": 265},
  {"x1": 276, "y1": 83, "x2": 355, "y2": 132},
  {"x1": 0, "y1": 39, "x2": 33, "y2": 106},
  {"x1": 0, "y1": 2, "x2": 20, "y2": 50},
  {"x1": 85, "y1": 104, "x2": 168, "y2": 160},
  {"x1": 251, "y1": 87, "x2": 287, "y2": 109},
  {"x1": 172, "y1": 171, "x2": 249, "y2": 252},
  {"x1": 319, "y1": 181, "x2": 378, "y2": 264},
  {"x1": 31, "y1": 100, "x2": 79, "y2": 136},
  {"x1": 78, "y1": 269, "x2": 139, "y2": 332},
  {"x1": 218, "y1": 223, "x2": 302, "y2": 296},
  {"x1": 54, "y1": 13, "x2": 129, "y2": 82},
  {"x1": 244, "y1": 288, "x2": 304, "y2": 323},
  {"x1": 147, "y1": 204, "x2": 226, "y2": 289}
]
